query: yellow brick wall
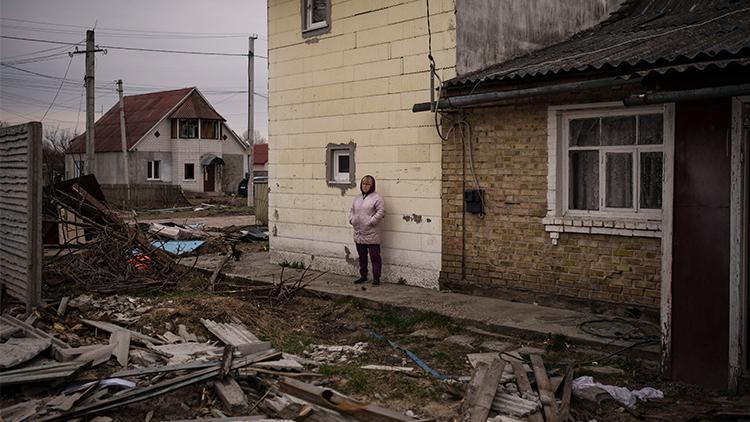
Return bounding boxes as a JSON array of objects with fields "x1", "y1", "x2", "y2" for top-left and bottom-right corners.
[{"x1": 267, "y1": 0, "x2": 455, "y2": 287}]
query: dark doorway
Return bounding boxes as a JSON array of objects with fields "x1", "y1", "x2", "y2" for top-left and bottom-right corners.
[
  {"x1": 671, "y1": 99, "x2": 731, "y2": 389},
  {"x1": 204, "y1": 164, "x2": 215, "y2": 192}
]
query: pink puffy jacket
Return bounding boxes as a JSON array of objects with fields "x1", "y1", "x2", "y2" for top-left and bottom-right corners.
[{"x1": 349, "y1": 192, "x2": 385, "y2": 244}]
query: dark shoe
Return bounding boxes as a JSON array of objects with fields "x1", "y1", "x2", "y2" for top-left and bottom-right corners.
[
  {"x1": 354, "y1": 277, "x2": 367, "y2": 284},
  {"x1": 372, "y1": 279, "x2": 380, "y2": 286}
]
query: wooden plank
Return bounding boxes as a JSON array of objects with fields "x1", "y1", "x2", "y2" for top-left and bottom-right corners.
[
  {"x1": 0, "y1": 362, "x2": 84, "y2": 386},
  {"x1": 80, "y1": 319, "x2": 164, "y2": 346},
  {"x1": 177, "y1": 324, "x2": 197, "y2": 342},
  {"x1": 279, "y1": 377, "x2": 415, "y2": 422},
  {"x1": 0, "y1": 315, "x2": 69, "y2": 350},
  {"x1": 75, "y1": 344, "x2": 115, "y2": 366},
  {"x1": 461, "y1": 357, "x2": 506, "y2": 422},
  {"x1": 530, "y1": 354, "x2": 558, "y2": 422},
  {"x1": 510, "y1": 360, "x2": 543, "y2": 422},
  {"x1": 558, "y1": 364, "x2": 574, "y2": 421}
]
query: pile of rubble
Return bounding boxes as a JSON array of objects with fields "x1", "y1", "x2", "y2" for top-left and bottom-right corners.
[{"x1": 0, "y1": 295, "x2": 419, "y2": 421}]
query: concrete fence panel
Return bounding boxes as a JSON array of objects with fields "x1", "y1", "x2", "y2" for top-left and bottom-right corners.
[{"x1": 0, "y1": 122, "x2": 43, "y2": 312}]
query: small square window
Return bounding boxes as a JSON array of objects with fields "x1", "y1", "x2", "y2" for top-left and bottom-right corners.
[
  {"x1": 184, "y1": 163, "x2": 195, "y2": 180},
  {"x1": 302, "y1": 0, "x2": 330, "y2": 36},
  {"x1": 326, "y1": 143, "x2": 355, "y2": 186},
  {"x1": 147, "y1": 160, "x2": 161, "y2": 180}
]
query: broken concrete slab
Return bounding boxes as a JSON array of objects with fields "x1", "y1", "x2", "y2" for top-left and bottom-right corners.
[
  {"x1": 214, "y1": 376, "x2": 248, "y2": 413},
  {"x1": 467, "y1": 352, "x2": 501, "y2": 369},
  {"x1": 443, "y1": 335, "x2": 475, "y2": 348},
  {"x1": 0, "y1": 338, "x2": 51, "y2": 369},
  {"x1": 110, "y1": 331, "x2": 131, "y2": 367}
]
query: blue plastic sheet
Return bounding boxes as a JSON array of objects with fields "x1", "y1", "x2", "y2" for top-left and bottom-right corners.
[{"x1": 150, "y1": 240, "x2": 205, "y2": 256}]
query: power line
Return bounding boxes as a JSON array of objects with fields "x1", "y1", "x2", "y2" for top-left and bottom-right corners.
[
  {"x1": 1, "y1": 17, "x2": 265, "y2": 38},
  {"x1": 1, "y1": 35, "x2": 267, "y2": 58},
  {"x1": 41, "y1": 54, "x2": 74, "y2": 122}
]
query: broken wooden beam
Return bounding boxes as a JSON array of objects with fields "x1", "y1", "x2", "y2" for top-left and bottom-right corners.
[
  {"x1": 279, "y1": 377, "x2": 415, "y2": 421},
  {"x1": 461, "y1": 357, "x2": 506, "y2": 422},
  {"x1": 530, "y1": 354, "x2": 559, "y2": 422},
  {"x1": 510, "y1": 360, "x2": 543, "y2": 422},
  {"x1": 200, "y1": 318, "x2": 271, "y2": 354}
]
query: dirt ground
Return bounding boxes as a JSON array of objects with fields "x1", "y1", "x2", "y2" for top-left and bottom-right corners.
[{"x1": 6, "y1": 273, "x2": 748, "y2": 421}]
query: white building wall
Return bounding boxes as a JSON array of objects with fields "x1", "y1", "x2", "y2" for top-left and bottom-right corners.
[{"x1": 267, "y1": 0, "x2": 456, "y2": 288}]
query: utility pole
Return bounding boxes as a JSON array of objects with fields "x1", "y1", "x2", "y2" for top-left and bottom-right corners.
[
  {"x1": 84, "y1": 30, "x2": 96, "y2": 176},
  {"x1": 71, "y1": 30, "x2": 105, "y2": 176},
  {"x1": 246, "y1": 35, "x2": 258, "y2": 208},
  {"x1": 117, "y1": 79, "x2": 130, "y2": 202}
]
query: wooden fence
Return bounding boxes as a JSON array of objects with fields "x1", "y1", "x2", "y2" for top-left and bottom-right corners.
[
  {"x1": 254, "y1": 181, "x2": 269, "y2": 225},
  {"x1": 100, "y1": 184, "x2": 189, "y2": 210}
]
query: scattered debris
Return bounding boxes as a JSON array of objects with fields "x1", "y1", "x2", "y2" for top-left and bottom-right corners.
[
  {"x1": 572, "y1": 375, "x2": 664, "y2": 409},
  {"x1": 0, "y1": 338, "x2": 51, "y2": 369},
  {"x1": 361, "y1": 364, "x2": 415, "y2": 373},
  {"x1": 304, "y1": 343, "x2": 368, "y2": 363}
]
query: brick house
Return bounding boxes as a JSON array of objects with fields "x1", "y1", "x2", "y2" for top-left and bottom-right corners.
[
  {"x1": 412, "y1": 1, "x2": 750, "y2": 390},
  {"x1": 65, "y1": 87, "x2": 248, "y2": 194}
]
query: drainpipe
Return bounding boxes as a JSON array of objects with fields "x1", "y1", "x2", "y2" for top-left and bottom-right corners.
[
  {"x1": 412, "y1": 77, "x2": 642, "y2": 112},
  {"x1": 623, "y1": 83, "x2": 750, "y2": 106}
]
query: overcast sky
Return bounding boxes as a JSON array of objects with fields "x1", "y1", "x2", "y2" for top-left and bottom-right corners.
[{"x1": 0, "y1": 0, "x2": 268, "y2": 139}]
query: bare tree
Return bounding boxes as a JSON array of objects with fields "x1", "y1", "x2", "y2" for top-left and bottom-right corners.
[
  {"x1": 43, "y1": 127, "x2": 77, "y2": 184},
  {"x1": 242, "y1": 129, "x2": 267, "y2": 144}
]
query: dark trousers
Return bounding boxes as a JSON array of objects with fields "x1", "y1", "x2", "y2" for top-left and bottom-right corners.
[{"x1": 355, "y1": 243, "x2": 381, "y2": 280}]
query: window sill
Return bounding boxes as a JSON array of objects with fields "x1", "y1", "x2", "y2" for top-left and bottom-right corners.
[{"x1": 542, "y1": 215, "x2": 661, "y2": 245}]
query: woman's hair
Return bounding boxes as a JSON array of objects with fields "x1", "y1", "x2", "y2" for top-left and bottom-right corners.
[{"x1": 360, "y1": 175, "x2": 376, "y2": 195}]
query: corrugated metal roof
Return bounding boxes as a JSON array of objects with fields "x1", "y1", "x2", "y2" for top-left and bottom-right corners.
[
  {"x1": 446, "y1": 0, "x2": 750, "y2": 87},
  {"x1": 67, "y1": 87, "x2": 195, "y2": 154}
]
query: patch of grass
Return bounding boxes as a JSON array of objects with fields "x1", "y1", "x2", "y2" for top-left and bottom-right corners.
[
  {"x1": 266, "y1": 328, "x2": 315, "y2": 355},
  {"x1": 368, "y1": 309, "x2": 452, "y2": 333}
]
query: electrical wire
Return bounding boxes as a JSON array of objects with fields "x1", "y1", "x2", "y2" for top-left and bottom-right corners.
[
  {"x1": 40, "y1": 54, "x2": 74, "y2": 122},
  {"x1": 0, "y1": 35, "x2": 266, "y2": 58}
]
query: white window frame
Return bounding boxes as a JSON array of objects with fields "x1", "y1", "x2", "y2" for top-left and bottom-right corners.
[
  {"x1": 332, "y1": 150, "x2": 350, "y2": 183},
  {"x1": 302, "y1": 0, "x2": 329, "y2": 33},
  {"x1": 184, "y1": 162, "x2": 195, "y2": 181},
  {"x1": 543, "y1": 102, "x2": 675, "y2": 241},
  {"x1": 147, "y1": 160, "x2": 161, "y2": 180},
  {"x1": 562, "y1": 108, "x2": 664, "y2": 219}
]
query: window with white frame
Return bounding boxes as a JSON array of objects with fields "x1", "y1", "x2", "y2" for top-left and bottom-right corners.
[
  {"x1": 302, "y1": 0, "x2": 330, "y2": 35},
  {"x1": 326, "y1": 143, "x2": 355, "y2": 186},
  {"x1": 147, "y1": 160, "x2": 161, "y2": 180},
  {"x1": 564, "y1": 111, "x2": 664, "y2": 216}
]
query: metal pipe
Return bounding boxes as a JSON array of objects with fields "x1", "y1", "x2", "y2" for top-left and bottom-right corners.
[
  {"x1": 412, "y1": 77, "x2": 642, "y2": 112},
  {"x1": 623, "y1": 83, "x2": 750, "y2": 106}
]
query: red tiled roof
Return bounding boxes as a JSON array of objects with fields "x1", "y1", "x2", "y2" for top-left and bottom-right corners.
[
  {"x1": 67, "y1": 87, "x2": 195, "y2": 154},
  {"x1": 254, "y1": 143, "x2": 268, "y2": 165}
]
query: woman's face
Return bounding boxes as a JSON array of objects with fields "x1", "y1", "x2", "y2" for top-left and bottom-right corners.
[{"x1": 361, "y1": 178, "x2": 373, "y2": 193}]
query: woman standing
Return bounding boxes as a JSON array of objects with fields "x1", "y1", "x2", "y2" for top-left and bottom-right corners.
[{"x1": 349, "y1": 175, "x2": 385, "y2": 285}]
